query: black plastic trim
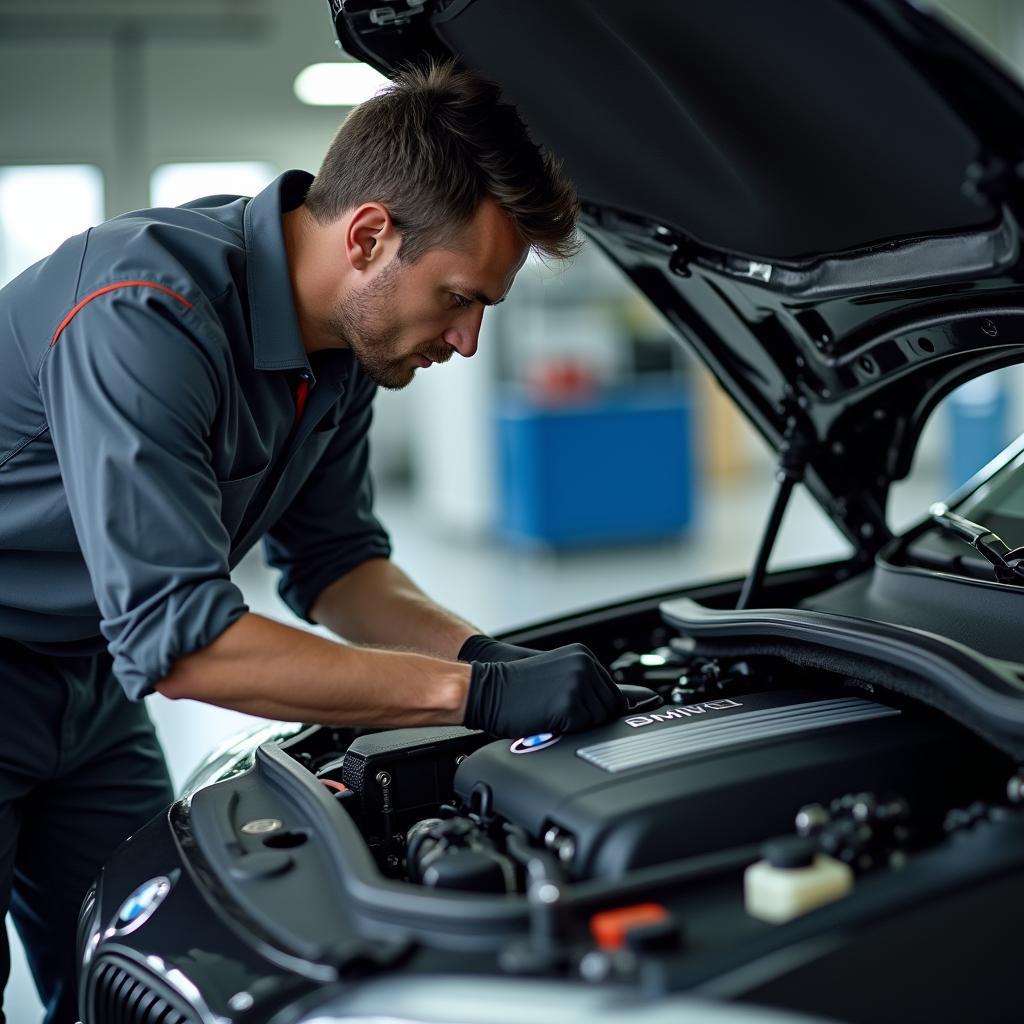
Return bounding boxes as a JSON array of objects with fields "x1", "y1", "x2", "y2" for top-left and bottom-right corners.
[{"x1": 660, "y1": 598, "x2": 1024, "y2": 754}]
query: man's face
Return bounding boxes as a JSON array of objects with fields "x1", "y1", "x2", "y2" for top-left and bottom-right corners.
[{"x1": 326, "y1": 199, "x2": 528, "y2": 390}]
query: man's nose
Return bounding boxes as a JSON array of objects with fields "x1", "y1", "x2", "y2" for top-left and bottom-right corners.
[{"x1": 443, "y1": 306, "x2": 484, "y2": 358}]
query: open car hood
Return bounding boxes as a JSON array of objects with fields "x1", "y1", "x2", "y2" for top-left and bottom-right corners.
[{"x1": 329, "y1": 0, "x2": 1024, "y2": 557}]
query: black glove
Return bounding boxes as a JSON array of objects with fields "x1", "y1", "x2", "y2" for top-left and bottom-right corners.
[
  {"x1": 458, "y1": 634, "x2": 538, "y2": 663},
  {"x1": 463, "y1": 643, "x2": 627, "y2": 737}
]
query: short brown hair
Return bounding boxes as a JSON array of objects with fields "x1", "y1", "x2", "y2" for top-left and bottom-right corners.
[{"x1": 304, "y1": 60, "x2": 580, "y2": 262}]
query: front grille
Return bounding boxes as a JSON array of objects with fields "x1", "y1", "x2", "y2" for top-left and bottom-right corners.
[
  {"x1": 85, "y1": 958, "x2": 200, "y2": 1024},
  {"x1": 577, "y1": 697, "x2": 901, "y2": 772}
]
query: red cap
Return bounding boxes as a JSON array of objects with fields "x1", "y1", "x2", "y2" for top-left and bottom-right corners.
[{"x1": 589, "y1": 903, "x2": 669, "y2": 951}]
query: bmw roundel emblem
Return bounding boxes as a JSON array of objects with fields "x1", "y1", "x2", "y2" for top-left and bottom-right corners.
[
  {"x1": 114, "y1": 876, "x2": 172, "y2": 934},
  {"x1": 510, "y1": 732, "x2": 561, "y2": 754}
]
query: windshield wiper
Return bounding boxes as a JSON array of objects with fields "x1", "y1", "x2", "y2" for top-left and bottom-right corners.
[{"x1": 929, "y1": 502, "x2": 1024, "y2": 584}]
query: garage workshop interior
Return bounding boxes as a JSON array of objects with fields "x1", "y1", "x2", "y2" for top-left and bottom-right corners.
[{"x1": 5, "y1": 1, "x2": 1024, "y2": 1023}]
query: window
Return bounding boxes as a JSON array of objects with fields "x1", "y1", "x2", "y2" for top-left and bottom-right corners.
[
  {"x1": 0, "y1": 165, "x2": 104, "y2": 287},
  {"x1": 150, "y1": 161, "x2": 276, "y2": 209}
]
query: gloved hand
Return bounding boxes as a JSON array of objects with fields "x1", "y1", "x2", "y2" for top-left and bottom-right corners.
[
  {"x1": 462, "y1": 643, "x2": 627, "y2": 737},
  {"x1": 458, "y1": 633, "x2": 538, "y2": 663}
]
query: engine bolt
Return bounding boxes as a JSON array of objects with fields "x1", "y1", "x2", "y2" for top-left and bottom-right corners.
[
  {"x1": 579, "y1": 951, "x2": 612, "y2": 982},
  {"x1": 376, "y1": 771, "x2": 392, "y2": 788},
  {"x1": 385, "y1": 854, "x2": 400, "y2": 870},
  {"x1": 535, "y1": 882, "x2": 561, "y2": 904},
  {"x1": 852, "y1": 796, "x2": 876, "y2": 822},
  {"x1": 455, "y1": 755, "x2": 467, "y2": 766},
  {"x1": 795, "y1": 804, "x2": 830, "y2": 836}
]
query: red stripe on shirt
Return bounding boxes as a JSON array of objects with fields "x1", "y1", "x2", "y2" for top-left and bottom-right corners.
[
  {"x1": 50, "y1": 281, "x2": 193, "y2": 348},
  {"x1": 293, "y1": 379, "x2": 310, "y2": 432}
]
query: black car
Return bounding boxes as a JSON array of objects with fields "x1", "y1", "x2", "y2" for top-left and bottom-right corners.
[{"x1": 76, "y1": 2, "x2": 1024, "y2": 1022}]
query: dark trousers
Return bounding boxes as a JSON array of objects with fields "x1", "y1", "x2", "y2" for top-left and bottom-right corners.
[{"x1": 0, "y1": 640, "x2": 174, "y2": 1024}]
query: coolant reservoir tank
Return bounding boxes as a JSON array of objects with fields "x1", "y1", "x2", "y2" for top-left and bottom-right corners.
[{"x1": 744, "y1": 837, "x2": 853, "y2": 924}]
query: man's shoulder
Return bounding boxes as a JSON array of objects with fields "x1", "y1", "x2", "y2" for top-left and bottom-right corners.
[{"x1": 79, "y1": 197, "x2": 250, "y2": 311}]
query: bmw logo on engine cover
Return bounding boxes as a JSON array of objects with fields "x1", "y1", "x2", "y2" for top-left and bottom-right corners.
[
  {"x1": 510, "y1": 733, "x2": 560, "y2": 754},
  {"x1": 114, "y1": 876, "x2": 172, "y2": 934}
]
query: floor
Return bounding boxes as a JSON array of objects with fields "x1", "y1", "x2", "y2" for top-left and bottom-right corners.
[{"x1": 4, "y1": 468, "x2": 943, "y2": 1021}]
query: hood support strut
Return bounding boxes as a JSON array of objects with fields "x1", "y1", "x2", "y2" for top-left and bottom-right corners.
[{"x1": 737, "y1": 417, "x2": 809, "y2": 610}]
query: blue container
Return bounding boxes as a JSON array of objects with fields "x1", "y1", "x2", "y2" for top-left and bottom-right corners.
[
  {"x1": 948, "y1": 374, "x2": 1011, "y2": 490},
  {"x1": 495, "y1": 382, "x2": 694, "y2": 548}
]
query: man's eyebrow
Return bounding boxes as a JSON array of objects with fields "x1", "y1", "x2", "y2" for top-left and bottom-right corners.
[{"x1": 454, "y1": 285, "x2": 505, "y2": 306}]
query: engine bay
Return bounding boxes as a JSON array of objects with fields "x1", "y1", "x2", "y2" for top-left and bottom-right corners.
[
  {"x1": 277, "y1": 634, "x2": 1012, "y2": 908},
  {"x1": 81, "y1": 590, "x2": 1024, "y2": 1024}
]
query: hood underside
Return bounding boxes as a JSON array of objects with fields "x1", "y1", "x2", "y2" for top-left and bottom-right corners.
[{"x1": 331, "y1": 0, "x2": 1024, "y2": 556}]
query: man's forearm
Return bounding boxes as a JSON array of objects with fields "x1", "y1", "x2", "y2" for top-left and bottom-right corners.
[
  {"x1": 309, "y1": 558, "x2": 479, "y2": 659},
  {"x1": 155, "y1": 611, "x2": 471, "y2": 726}
]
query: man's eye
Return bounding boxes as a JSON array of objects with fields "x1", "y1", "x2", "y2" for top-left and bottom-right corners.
[{"x1": 449, "y1": 293, "x2": 473, "y2": 309}]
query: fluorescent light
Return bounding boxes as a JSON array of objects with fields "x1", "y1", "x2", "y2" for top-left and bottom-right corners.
[{"x1": 294, "y1": 62, "x2": 390, "y2": 106}]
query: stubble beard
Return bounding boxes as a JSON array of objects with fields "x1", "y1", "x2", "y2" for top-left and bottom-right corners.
[
  {"x1": 325, "y1": 258, "x2": 414, "y2": 390},
  {"x1": 327, "y1": 259, "x2": 452, "y2": 392}
]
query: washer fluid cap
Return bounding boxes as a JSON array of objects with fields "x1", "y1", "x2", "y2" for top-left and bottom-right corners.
[{"x1": 761, "y1": 835, "x2": 817, "y2": 869}]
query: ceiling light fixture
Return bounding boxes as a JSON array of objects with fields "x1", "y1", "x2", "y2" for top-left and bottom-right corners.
[{"x1": 293, "y1": 62, "x2": 389, "y2": 106}]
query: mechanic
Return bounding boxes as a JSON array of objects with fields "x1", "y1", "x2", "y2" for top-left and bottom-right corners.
[{"x1": 0, "y1": 62, "x2": 626, "y2": 1023}]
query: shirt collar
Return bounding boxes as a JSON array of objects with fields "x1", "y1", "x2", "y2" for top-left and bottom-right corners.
[{"x1": 244, "y1": 170, "x2": 315, "y2": 374}]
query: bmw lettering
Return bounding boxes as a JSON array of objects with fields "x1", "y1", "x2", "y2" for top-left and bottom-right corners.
[{"x1": 624, "y1": 698, "x2": 743, "y2": 729}]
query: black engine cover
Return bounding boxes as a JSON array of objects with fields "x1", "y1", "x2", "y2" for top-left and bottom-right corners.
[{"x1": 454, "y1": 687, "x2": 999, "y2": 878}]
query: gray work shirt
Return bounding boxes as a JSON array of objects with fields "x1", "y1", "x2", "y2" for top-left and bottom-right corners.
[{"x1": 0, "y1": 170, "x2": 392, "y2": 699}]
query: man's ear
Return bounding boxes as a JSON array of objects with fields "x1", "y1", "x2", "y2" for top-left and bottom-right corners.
[{"x1": 345, "y1": 203, "x2": 394, "y2": 270}]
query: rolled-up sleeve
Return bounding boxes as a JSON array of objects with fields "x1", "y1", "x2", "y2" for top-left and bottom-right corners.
[
  {"x1": 263, "y1": 374, "x2": 391, "y2": 623},
  {"x1": 37, "y1": 283, "x2": 248, "y2": 699}
]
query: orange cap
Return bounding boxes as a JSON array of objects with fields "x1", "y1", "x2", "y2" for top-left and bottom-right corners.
[{"x1": 589, "y1": 903, "x2": 669, "y2": 951}]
